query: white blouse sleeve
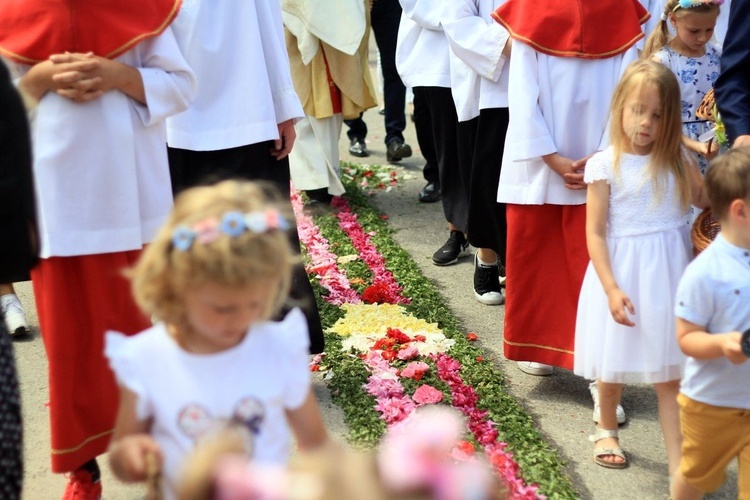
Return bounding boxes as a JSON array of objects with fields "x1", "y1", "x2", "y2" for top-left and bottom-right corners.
[
  {"x1": 105, "y1": 331, "x2": 153, "y2": 421},
  {"x1": 441, "y1": 0, "x2": 509, "y2": 82},
  {"x1": 584, "y1": 150, "x2": 611, "y2": 184},
  {"x1": 276, "y1": 308, "x2": 312, "y2": 410},
  {"x1": 132, "y1": 27, "x2": 197, "y2": 127}
]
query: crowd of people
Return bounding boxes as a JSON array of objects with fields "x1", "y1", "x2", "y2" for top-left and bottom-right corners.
[{"x1": 0, "y1": 0, "x2": 748, "y2": 498}]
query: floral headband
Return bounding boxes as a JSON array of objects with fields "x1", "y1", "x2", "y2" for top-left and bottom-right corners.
[
  {"x1": 673, "y1": 0, "x2": 723, "y2": 11},
  {"x1": 171, "y1": 209, "x2": 289, "y2": 251}
]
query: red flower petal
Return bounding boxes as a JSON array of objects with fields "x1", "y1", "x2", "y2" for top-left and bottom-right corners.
[{"x1": 467, "y1": 332, "x2": 478, "y2": 341}]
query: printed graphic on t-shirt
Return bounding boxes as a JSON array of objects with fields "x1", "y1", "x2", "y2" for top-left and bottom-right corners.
[{"x1": 176, "y1": 396, "x2": 265, "y2": 445}]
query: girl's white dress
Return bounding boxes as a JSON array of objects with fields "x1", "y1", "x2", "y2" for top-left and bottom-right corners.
[{"x1": 574, "y1": 148, "x2": 690, "y2": 384}]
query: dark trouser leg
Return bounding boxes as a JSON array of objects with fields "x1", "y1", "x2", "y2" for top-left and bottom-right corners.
[
  {"x1": 167, "y1": 144, "x2": 325, "y2": 353},
  {"x1": 344, "y1": 114, "x2": 368, "y2": 142},
  {"x1": 421, "y1": 87, "x2": 468, "y2": 232},
  {"x1": 466, "y1": 108, "x2": 509, "y2": 265},
  {"x1": 370, "y1": 0, "x2": 406, "y2": 146},
  {"x1": 0, "y1": 321, "x2": 22, "y2": 499},
  {"x1": 412, "y1": 87, "x2": 439, "y2": 183}
]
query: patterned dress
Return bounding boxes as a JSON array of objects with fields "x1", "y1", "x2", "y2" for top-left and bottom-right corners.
[{"x1": 654, "y1": 43, "x2": 722, "y2": 175}]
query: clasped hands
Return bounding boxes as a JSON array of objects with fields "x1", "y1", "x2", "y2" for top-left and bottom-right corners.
[
  {"x1": 542, "y1": 152, "x2": 592, "y2": 190},
  {"x1": 21, "y1": 52, "x2": 128, "y2": 103}
]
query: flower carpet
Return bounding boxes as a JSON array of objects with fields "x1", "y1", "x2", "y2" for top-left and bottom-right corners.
[{"x1": 296, "y1": 164, "x2": 577, "y2": 499}]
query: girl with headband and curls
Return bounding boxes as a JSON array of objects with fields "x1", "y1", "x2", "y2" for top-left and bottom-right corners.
[
  {"x1": 644, "y1": 0, "x2": 724, "y2": 185},
  {"x1": 105, "y1": 180, "x2": 329, "y2": 500}
]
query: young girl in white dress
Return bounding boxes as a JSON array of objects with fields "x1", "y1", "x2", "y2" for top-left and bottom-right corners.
[
  {"x1": 644, "y1": 0, "x2": 723, "y2": 177},
  {"x1": 105, "y1": 180, "x2": 329, "y2": 499},
  {"x1": 574, "y1": 60, "x2": 707, "y2": 473}
]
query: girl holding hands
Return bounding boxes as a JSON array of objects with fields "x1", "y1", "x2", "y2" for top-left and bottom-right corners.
[
  {"x1": 106, "y1": 181, "x2": 328, "y2": 499},
  {"x1": 574, "y1": 61, "x2": 707, "y2": 473}
]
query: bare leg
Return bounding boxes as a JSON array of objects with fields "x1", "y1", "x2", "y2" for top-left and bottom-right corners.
[
  {"x1": 477, "y1": 248, "x2": 497, "y2": 264},
  {"x1": 595, "y1": 381, "x2": 625, "y2": 465},
  {"x1": 0, "y1": 284, "x2": 15, "y2": 296},
  {"x1": 671, "y1": 472, "x2": 703, "y2": 500},
  {"x1": 654, "y1": 380, "x2": 682, "y2": 476}
]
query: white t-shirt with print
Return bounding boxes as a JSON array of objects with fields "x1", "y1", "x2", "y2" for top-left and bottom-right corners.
[{"x1": 106, "y1": 308, "x2": 310, "y2": 498}]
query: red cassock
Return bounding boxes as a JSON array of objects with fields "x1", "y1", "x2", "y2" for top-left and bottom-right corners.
[
  {"x1": 0, "y1": 0, "x2": 182, "y2": 64},
  {"x1": 0, "y1": 0, "x2": 182, "y2": 473},
  {"x1": 491, "y1": 0, "x2": 649, "y2": 59},
  {"x1": 489, "y1": 0, "x2": 649, "y2": 369}
]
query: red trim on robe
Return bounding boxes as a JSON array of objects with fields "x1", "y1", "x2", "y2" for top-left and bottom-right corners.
[
  {"x1": 491, "y1": 0, "x2": 649, "y2": 59},
  {"x1": 0, "y1": 0, "x2": 182, "y2": 64},
  {"x1": 503, "y1": 204, "x2": 589, "y2": 370}
]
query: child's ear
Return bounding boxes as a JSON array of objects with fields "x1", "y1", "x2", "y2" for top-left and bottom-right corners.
[{"x1": 729, "y1": 198, "x2": 750, "y2": 223}]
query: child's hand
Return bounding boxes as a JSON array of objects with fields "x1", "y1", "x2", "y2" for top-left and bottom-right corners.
[
  {"x1": 270, "y1": 118, "x2": 296, "y2": 160},
  {"x1": 18, "y1": 56, "x2": 100, "y2": 102},
  {"x1": 606, "y1": 288, "x2": 635, "y2": 327},
  {"x1": 50, "y1": 52, "x2": 146, "y2": 104},
  {"x1": 109, "y1": 433, "x2": 162, "y2": 483},
  {"x1": 700, "y1": 138, "x2": 719, "y2": 161},
  {"x1": 721, "y1": 332, "x2": 747, "y2": 365},
  {"x1": 543, "y1": 153, "x2": 586, "y2": 190},
  {"x1": 48, "y1": 52, "x2": 106, "y2": 103}
]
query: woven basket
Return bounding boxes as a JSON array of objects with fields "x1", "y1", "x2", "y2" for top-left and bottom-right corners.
[
  {"x1": 691, "y1": 208, "x2": 721, "y2": 256},
  {"x1": 696, "y1": 88, "x2": 716, "y2": 123}
]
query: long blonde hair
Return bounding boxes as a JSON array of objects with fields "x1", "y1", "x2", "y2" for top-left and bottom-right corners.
[
  {"x1": 641, "y1": 0, "x2": 721, "y2": 59},
  {"x1": 609, "y1": 60, "x2": 692, "y2": 209},
  {"x1": 130, "y1": 180, "x2": 297, "y2": 329}
]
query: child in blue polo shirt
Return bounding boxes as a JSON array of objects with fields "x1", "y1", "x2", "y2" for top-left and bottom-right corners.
[{"x1": 673, "y1": 147, "x2": 750, "y2": 499}]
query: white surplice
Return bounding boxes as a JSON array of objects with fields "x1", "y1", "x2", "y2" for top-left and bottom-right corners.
[
  {"x1": 16, "y1": 29, "x2": 195, "y2": 258},
  {"x1": 396, "y1": 0, "x2": 451, "y2": 88},
  {"x1": 441, "y1": 0, "x2": 510, "y2": 122},
  {"x1": 497, "y1": 41, "x2": 638, "y2": 206},
  {"x1": 166, "y1": 0, "x2": 304, "y2": 151}
]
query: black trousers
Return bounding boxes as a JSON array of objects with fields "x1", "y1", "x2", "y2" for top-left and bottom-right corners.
[
  {"x1": 345, "y1": 0, "x2": 406, "y2": 145},
  {"x1": 419, "y1": 86, "x2": 468, "y2": 232},
  {"x1": 168, "y1": 144, "x2": 325, "y2": 354},
  {"x1": 456, "y1": 108, "x2": 509, "y2": 264},
  {"x1": 412, "y1": 87, "x2": 439, "y2": 184}
]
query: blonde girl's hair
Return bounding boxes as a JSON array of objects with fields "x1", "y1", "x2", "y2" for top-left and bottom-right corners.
[
  {"x1": 130, "y1": 180, "x2": 298, "y2": 328},
  {"x1": 641, "y1": 0, "x2": 721, "y2": 60},
  {"x1": 609, "y1": 60, "x2": 692, "y2": 210},
  {"x1": 705, "y1": 147, "x2": 750, "y2": 220}
]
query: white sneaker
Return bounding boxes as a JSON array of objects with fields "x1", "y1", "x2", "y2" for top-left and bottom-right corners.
[
  {"x1": 589, "y1": 381, "x2": 627, "y2": 424},
  {"x1": 516, "y1": 361, "x2": 553, "y2": 376},
  {"x1": 0, "y1": 294, "x2": 29, "y2": 337}
]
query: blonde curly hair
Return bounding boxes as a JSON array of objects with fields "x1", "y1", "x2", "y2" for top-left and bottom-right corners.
[{"x1": 130, "y1": 180, "x2": 298, "y2": 329}]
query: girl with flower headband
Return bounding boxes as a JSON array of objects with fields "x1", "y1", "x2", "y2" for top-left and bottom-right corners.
[
  {"x1": 643, "y1": 0, "x2": 723, "y2": 206},
  {"x1": 105, "y1": 180, "x2": 329, "y2": 499}
]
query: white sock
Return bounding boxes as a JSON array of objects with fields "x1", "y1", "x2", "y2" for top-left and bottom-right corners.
[{"x1": 477, "y1": 255, "x2": 498, "y2": 268}]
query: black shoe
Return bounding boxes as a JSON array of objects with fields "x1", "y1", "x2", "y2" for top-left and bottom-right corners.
[
  {"x1": 473, "y1": 253, "x2": 504, "y2": 305},
  {"x1": 418, "y1": 181, "x2": 441, "y2": 203},
  {"x1": 498, "y1": 263, "x2": 506, "y2": 287},
  {"x1": 348, "y1": 138, "x2": 369, "y2": 158},
  {"x1": 432, "y1": 230, "x2": 469, "y2": 266},
  {"x1": 386, "y1": 139, "x2": 412, "y2": 162}
]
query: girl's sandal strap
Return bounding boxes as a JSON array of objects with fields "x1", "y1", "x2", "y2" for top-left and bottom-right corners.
[
  {"x1": 593, "y1": 446, "x2": 628, "y2": 469},
  {"x1": 589, "y1": 427, "x2": 619, "y2": 443}
]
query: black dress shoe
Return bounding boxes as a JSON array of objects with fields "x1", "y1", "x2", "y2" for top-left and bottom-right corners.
[
  {"x1": 386, "y1": 139, "x2": 413, "y2": 162},
  {"x1": 418, "y1": 181, "x2": 441, "y2": 203},
  {"x1": 348, "y1": 138, "x2": 369, "y2": 157}
]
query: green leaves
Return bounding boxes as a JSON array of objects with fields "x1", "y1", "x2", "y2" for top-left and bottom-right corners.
[{"x1": 303, "y1": 165, "x2": 578, "y2": 498}]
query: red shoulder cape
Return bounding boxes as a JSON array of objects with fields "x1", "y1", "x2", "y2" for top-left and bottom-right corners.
[
  {"x1": 0, "y1": 0, "x2": 182, "y2": 64},
  {"x1": 491, "y1": 0, "x2": 649, "y2": 59}
]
